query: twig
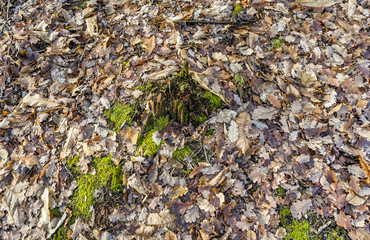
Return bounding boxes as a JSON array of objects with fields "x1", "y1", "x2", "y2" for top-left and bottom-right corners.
[
  {"x1": 317, "y1": 220, "x2": 332, "y2": 233},
  {"x1": 0, "y1": 0, "x2": 12, "y2": 37},
  {"x1": 204, "y1": 146, "x2": 208, "y2": 162},
  {"x1": 46, "y1": 211, "x2": 68, "y2": 240},
  {"x1": 174, "y1": 19, "x2": 259, "y2": 26}
]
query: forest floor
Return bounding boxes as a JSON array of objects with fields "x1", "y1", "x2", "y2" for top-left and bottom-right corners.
[{"x1": 0, "y1": 0, "x2": 369, "y2": 239}]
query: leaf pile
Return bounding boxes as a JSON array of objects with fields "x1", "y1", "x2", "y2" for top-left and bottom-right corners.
[{"x1": 0, "y1": 0, "x2": 369, "y2": 239}]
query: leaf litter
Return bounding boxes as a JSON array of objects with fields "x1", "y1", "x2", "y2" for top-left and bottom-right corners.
[{"x1": 0, "y1": 0, "x2": 369, "y2": 239}]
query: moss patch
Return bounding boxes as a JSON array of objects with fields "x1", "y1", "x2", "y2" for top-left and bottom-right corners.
[
  {"x1": 52, "y1": 226, "x2": 69, "y2": 240},
  {"x1": 104, "y1": 102, "x2": 137, "y2": 131},
  {"x1": 279, "y1": 206, "x2": 348, "y2": 240},
  {"x1": 271, "y1": 35, "x2": 284, "y2": 49},
  {"x1": 67, "y1": 155, "x2": 123, "y2": 219},
  {"x1": 137, "y1": 116, "x2": 169, "y2": 156},
  {"x1": 138, "y1": 61, "x2": 224, "y2": 127},
  {"x1": 173, "y1": 145, "x2": 193, "y2": 160}
]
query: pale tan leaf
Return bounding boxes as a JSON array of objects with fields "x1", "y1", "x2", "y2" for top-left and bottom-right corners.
[
  {"x1": 227, "y1": 121, "x2": 238, "y2": 143},
  {"x1": 147, "y1": 209, "x2": 176, "y2": 228},
  {"x1": 170, "y1": 186, "x2": 188, "y2": 200},
  {"x1": 252, "y1": 106, "x2": 277, "y2": 120},
  {"x1": 291, "y1": 199, "x2": 312, "y2": 219},
  {"x1": 21, "y1": 93, "x2": 59, "y2": 108},
  {"x1": 165, "y1": 230, "x2": 177, "y2": 240},
  {"x1": 266, "y1": 94, "x2": 281, "y2": 108},
  {"x1": 144, "y1": 35, "x2": 156, "y2": 54},
  {"x1": 296, "y1": 0, "x2": 338, "y2": 8},
  {"x1": 85, "y1": 16, "x2": 98, "y2": 37},
  {"x1": 235, "y1": 112, "x2": 251, "y2": 154},
  {"x1": 60, "y1": 127, "x2": 79, "y2": 159},
  {"x1": 184, "y1": 205, "x2": 199, "y2": 223},
  {"x1": 347, "y1": 191, "x2": 366, "y2": 206},
  {"x1": 135, "y1": 225, "x2": 156, "y2": 237}
]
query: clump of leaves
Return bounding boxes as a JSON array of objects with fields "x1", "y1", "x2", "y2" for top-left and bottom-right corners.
[
  {"x1": 67, "y1": 155, "x2": 123, "y2": 219},
  {"x1": 104, "y1": 102, "x2": 138, "y2": 131}
]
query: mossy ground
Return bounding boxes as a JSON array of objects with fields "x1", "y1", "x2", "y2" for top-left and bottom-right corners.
[
  {"x1": 66, "y1": 155, "x2": 123, "y2": 219},
  {"x1": 278, "y1": 205, "x2": 348, "y2": 240},
  {"x1": 103, "y1": 102, "x2": 138, "y2": 131},
  {"x1": 137, "y1": 116, "x2": 169, "y2": 156}
]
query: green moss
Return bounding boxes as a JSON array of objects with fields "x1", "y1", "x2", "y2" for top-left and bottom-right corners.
[
  {"x1": 67, "y1": 155, "x2": 80, "y2": 174},
  {"x1": 201, "y1": 91, "x2": 223, "y2": 111},
  {"x1": 52, "y1": 226, "x2": 69, "y2": 240},
  {"x1": 205, "y1": 129, "x2": 214, "y2": 136},
  {"x1": 232, "y1": 4, "x2": 243, "y2": 17},
  {"x1": 276, "y1": 186, "x2": 287, "y2": 198},
  {"x1": 50, "y1": 207, "x2": 63, "y2": 218},
  {"x1": 79, "y1": 1, "x2": 88, "y2": 9},
  {"x1": 279, "y1": 206, "x2": 310, "y2": 240},
  {"x1": 173, "y1": 145, "x2": 193, "y2": 160},
  {"x1": 70, "y1": 155, "x2": 123, "y2": 218},
  {"x1": 285, "y1": 219, "x2": 310, "y2": 240},
  {"x1": 233, "y1": 73, "x2": 245, "y2": 84},
  {"x1": 104, "y1": 102, "x2": 136, "y2": 131},
  {"x1": 271, "y1": 35, "x2": 284, "y2": 49},
  {"x1": 195, "y1": 113, "x2": 208, "y2": 124},
  {"x1": 135, "y1": 81, "x2": 154, "y2": 94},
  {"x1": 137, "y1": 116, "x2": 169, "y2": 156}
]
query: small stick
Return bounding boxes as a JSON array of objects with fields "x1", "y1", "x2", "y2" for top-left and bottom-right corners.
[
  {"x1": 317, "y1": 220, "x2": 332, "y2": 234},
  {"x1": 204, "y1": 146, "x2": 208, "y2": 162},
  {"x1": 46, "y1": 211, "x2": 68, "y2": 240},
  {"x1": 174, "y1": 20, "x2": 257, "y2": 26}
]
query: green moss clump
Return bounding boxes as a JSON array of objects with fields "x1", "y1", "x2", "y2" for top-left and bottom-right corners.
[
  {"x1": 67, "y1": 155, "x2": 80, "y2": 174},
  {"x1": 205, "y1": 129, "x2": 214, "y2": 136},
  {"x1": 271, "y1": 36, "x2": 284, "y2": 49},
  {"x1": 70, "y1": 155, "x2": 123, "y2": 218},
  {"x1": 276, "y1": 186, "x2": 287, "y2": 198},
  {"x1": 137, "y1": 116, "x2": 169, "y2": 156},
  {"x1": 279, "y1": 206, "x2": 309, "y2": 240},
  {"x1": 200, "y1": 91, "x2": 223, "y2": 111},
  {"x1": 195, "y1": 113, "x2": 208, "y2": 124},
  {"x1": 285, "y1": 219, "x2": 310, "y2": 240},
  {"x1": 52, "y1": 226, "x2": 69, "y2": 240},
  {"x1": 104, "y1": 102, "x2": 136, "y2": 131},
  {"x1": 173, "y1": 145, "x2": 192, "y2": 160},
  {"x1": 232, "y1": 4, "x2": 243, "y2": 18},
  {"x1": 50, "y1": 207, "x2": 63, "y2": 218}
]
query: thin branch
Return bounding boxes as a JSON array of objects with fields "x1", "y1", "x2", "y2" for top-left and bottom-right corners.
[
  {"x1": 46, "y1": 211, "x2": 68, "y2": 240},
  {"x1": 174, "y1": 19, "x2": 258, "y2": 26}
]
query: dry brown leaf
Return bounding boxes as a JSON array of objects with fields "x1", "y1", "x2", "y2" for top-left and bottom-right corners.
[
  {"x1": 60, "y1": 127, "x2": 79, "y2": 159},
  {"x1": 291, "y1": 199, "x2": 312, "y2": 219},
  {"x1": 235, "y1": 112, "x2": 251, "y2": 154},
  {"x1": 184, "y1": 205, "x2": 199, "y2": 223},
  {"x1": 85, "y1": 16, "x2": 98, "y2": 37},
  {"x1": 21, "y1": 93, "x2": 59, "y2": 109},
  {"x1": 266, "y1": 94, "x2": 281, "y2": 108},
  {"x1": 144, "y1": 35, "x2": 156, "y2": 54},
  {"x1": 327, "y1": 103, "x2": 343, "y2": 116},
  {"x1": 165, "y1": 230, "x2": 177, "y2": 240},
  {"x1": 170, "y1": 186, "x2": 188, "y2": 200}
]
